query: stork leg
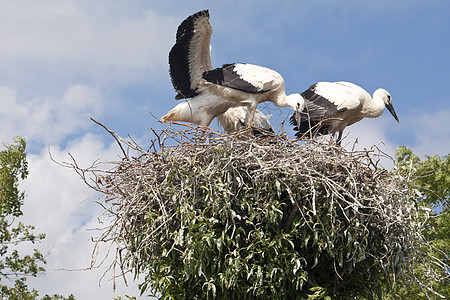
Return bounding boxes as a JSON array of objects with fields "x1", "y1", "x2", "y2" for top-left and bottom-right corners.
[
  {"x1": 247, "y1": 106, "x2": 257, "y2": 128},
  {"x1": 336, "y1": 130, "x2": 343, "y2": 146}
]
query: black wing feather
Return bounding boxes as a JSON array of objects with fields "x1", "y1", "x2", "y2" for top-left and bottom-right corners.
[
  {"x1": 301, "y1": 83, "x2": 347, "y2": 119},
  {"x1": 202, "y1": 63, "x2": 270, "y2": 94},
  {"x1": 169, "y1": 10, "x2": 209, "y2": 100}
]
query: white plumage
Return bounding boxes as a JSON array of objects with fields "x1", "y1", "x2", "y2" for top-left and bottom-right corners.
[
  {"x1": 217, "y1": 106, "x2": 272, "y2": 134},
  {"x1": 161, "y1": 10, "x2": 304, "y2": 128},
  {"x1": 291, "y1": 81, "x2": 399, "y2": 144}
]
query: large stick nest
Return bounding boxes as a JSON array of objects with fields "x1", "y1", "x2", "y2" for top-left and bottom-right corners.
[{"x1": 72, "y1": 122, "x2": 444, "y2": 299}]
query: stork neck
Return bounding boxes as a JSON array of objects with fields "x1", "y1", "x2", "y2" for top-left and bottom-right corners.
[
  {"x1": 273, "y1": 93, "x2": 289, "y2": 107},
  {"x1": 365, "y1": 93, "x2": 386, "y2": 118}
]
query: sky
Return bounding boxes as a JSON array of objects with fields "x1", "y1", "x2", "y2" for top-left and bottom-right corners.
[{"x1": 1, "y1": 0, "x2": 449, "y2": 299}]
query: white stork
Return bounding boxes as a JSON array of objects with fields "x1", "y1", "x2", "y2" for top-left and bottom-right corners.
[
  {"x1": 291, "y1": 81, "x2": 399, "y2": 145},
  {"x1": 217, "y1": 106, "x2": 273, "y2": 134},
  {"x1": 161, "y1": 10, "x2": 304, "y2": 128}
]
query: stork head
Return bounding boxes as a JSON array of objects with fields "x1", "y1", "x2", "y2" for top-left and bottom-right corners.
[
  {"x1": 286, "y1": 93, "x2": 305, "y2": 113},
  {"x1": 374, "y1": 88, "x2": 399, "y2": 123}
]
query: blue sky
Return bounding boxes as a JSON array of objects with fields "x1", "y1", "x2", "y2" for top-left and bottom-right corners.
[{"x1": 1, "y1": 1, "x2": 449, "y2": 299}]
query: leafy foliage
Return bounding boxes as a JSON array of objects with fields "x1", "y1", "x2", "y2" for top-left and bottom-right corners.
[
  {"x1": 0, "y1": 137, "x2": 75, "y2": 300},
  {"x1": 392, "y1": 147, "x2": 449, "y2": 299},
  {"x1": 0, "y1": 137, "x2": 45, "y2": 281},
  {"x1": 0, "y1": 136, "x2": 28, "y2": 218},
  {"x1": 396, "y1": 146, "x2": 449, "y2": 208},
  {"x1": 79, "y1": 127, "x2": 446, "y2": 299}
]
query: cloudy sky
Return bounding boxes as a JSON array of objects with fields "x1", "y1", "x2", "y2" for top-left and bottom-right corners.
[{"x1": 1, "y1": 0, "x2": 449, "y2": 299}]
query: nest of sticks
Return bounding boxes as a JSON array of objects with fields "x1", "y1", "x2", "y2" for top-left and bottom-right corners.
[{"x1": 71, "y1": 120, "x2": 445, "y2": 299}]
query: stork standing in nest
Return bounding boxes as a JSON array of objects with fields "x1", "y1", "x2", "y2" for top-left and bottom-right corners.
[
  {"x1": 291, "y1": 81, "x2": 399, "y2": 145},
  {"x1": 161, "y1": 10, "x2": 304, "y2": 128}
]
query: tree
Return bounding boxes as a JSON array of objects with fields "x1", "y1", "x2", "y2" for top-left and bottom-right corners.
[
  {"x1": 392, "y1": 147, "x2": 449, "y2": 299},
  {"x1": 0, "y1": 137, "x2": 75, "y2": 300}
]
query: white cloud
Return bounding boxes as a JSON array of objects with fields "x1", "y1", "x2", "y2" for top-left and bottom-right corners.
[
  {"x1": 0, "y1": 1, "x2": 176, "y2": 84},
  {"x1": 402, "y1": 108, "x2": 450, "y2": 158},
  {"x1": 0, "y1": 84, "x2": 103, "y2": 147}
]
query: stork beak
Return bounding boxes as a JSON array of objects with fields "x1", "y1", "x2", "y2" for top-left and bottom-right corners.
[
  {"x1": 386, "y1": 103, "x2": 399, "y2": 123},
  {"x1": 295, "y1": 112, "x2": 301, "y2": 128}
]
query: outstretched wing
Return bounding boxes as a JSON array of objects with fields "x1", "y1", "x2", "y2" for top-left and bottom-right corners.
[{"x1": 169, "y1": 10, "x2": 213, "y2": 100}]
